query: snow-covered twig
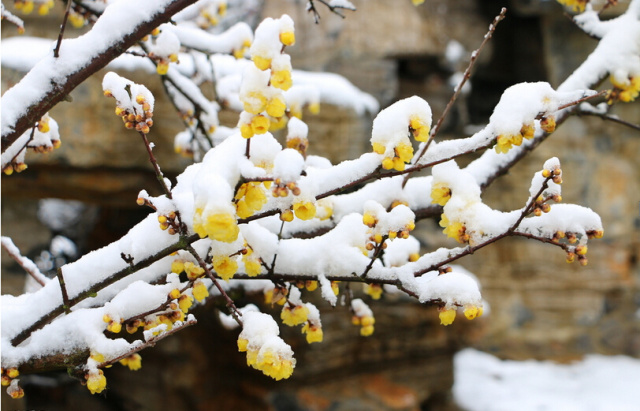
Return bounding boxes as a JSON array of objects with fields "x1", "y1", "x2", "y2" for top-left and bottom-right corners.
[{"x1": 1, "y1": 236, "x2": 47, "y2": 287}]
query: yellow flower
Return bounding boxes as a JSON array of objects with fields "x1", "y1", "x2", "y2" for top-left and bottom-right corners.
[
  {"x1": 251, "y1": 115, "x2": 270, "y2": 135},
  {"x1": 184, "y1": 261, "x2": 205, "y2": 280},
  {"x1": 410, "y1": 116, "x2": 430, "y2": 142},
  {"x1": 156, "y1": 61, "x2": 169, "y2": 75},
  {"x1": 463, "y1": 305, "x2": 483, "y2": 320},
  {"x1": 360, "y1": 325, "x2": 375, "y2": 336},
  {"x1": 252, "y1": 55, "x2": 271, "y2": 71},
  {"x1": 440, "y1": 214, "x2": 467, "y2": 243},
  {"x1": 364, "y1": 283, "x2": 383, "y2": 300},
  {"x1": 242, "y1": 91, "x2": 268, "y2": 115},
  {"x1": 556, "y1": 0, "x2": 587, "y2": 12},
  {"x1": 308, "y1": 102, "x2": 320, "y2": 114},
  {"x1": 255, "y1": 349, "x2": 295, "y2": 380},
  {"x1": 212, "y1": 255, "x2": 238, "y2": 281},
  {"x1": 305, "y1": 280, "x2": 318, "y2": 291},
  {"x1": 119, "y1": 354, "x2": 142, "y2": 371},
  {"x1": 194, "y1": 211, "x2": 239, "y2": 243},
  {"x1": 178, "y1": 295, "x2": 193, "y2": 313},
  {"x1": 281, "y1": 304, "x2": 310, "y2": 326},
  {"x1": 430, "y1": 182, "x2": 451, "y2": 206},
  {"x1": 171, "y1": 260, "x2": 185, "y2": 274},
  {"x1": 372, "y1": 142, "x2": 386, "y2": 155},
  {"x1": 279, "y1": 31, "x2": 295, "y2": 46},
  {"x1": 439, "y1": 308, "x2": 456, "y2": 326},
  {"x1": 240, "y1": 123, "x2": 254, "y2": 139},
  {"x1": 331, "y1": 281, "x2": 340, "y2": 296},
  {"x1": 237, "y1": 337, "x2": 249, "y2": 352},
  {"x1": 302, "y1": 323, "x2": 323, "y2": 343},
  {"x1": 395, "y1": 142, "x2": 414, "y2": 163},
  {"x1": 86, "y1": 369, "x2": 107, "y2": 394},
  {"x1": 293, "y1": 201, "x2": 316, "y2": 220},
  {"x1": 266, "y1": 95, "x2": 287, "y2": 118},
  {"x1": 412, "y1": 0, "x2": 425, "y2": 5},
  {"x1": 192, "y1": 280, "x2": 209, "y2": 302},
  {"x1": 271, "y1": 70, "x2": 293, "y2": 91},
  {"x1": 243, "y1": 256, "x2": 262, "y2": 277}
]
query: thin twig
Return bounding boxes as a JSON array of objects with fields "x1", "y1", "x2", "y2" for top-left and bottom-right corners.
[
  {"x1": 185, "y1": 244, "x2": 243, "y2": 326},
  {"x1": 1, "y1": 236, "x2": 47, "y2": 287},
  {"x1": 98, "y1": 318, "x2": 197, "y2": 369},
  {"x1": 578, "y1": 110, "x2": 640, "y2": 131},
  {"x1": 54, "y1": 0, "x2": 74, "y2": 58},
  {"x1": 138, "y1": 131, "x2": 173, "y2": 199},
  {"x1": 403, "y1": 7, "x2": 508, "y2": 188},
  {"x1": 56, "y1": 268, "x2": 72, "y2": 314}
]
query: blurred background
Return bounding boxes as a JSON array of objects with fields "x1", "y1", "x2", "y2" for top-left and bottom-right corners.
[{"x1": 2, "y1": 0, "x2": 639, "y2": 409}]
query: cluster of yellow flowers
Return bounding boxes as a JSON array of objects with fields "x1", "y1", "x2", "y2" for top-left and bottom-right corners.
[
  {"x1": 3, "y1": 113, "x2": 61, "y2": 175},
  {"x1": 438, "y1": 304, "x2": 484, "y2": 326},
  {"x1": 362, "y1": 205, "x2": 416, "y2": 249},
  {"x1": 556, "y1": 0, "x2": 588, "y2": 13},
  {"x1": 494, "y1": 122, "x2": 535, "y2": 154},
  {"x1": 238, "y1": 15, "x2": 296, "y2": 138},
  {"x1": 196, "y1": 0, "x2": 227, "y2": 29},
  {"x1": 104, "y1": 91, "x2": 154, "y2": 133},
  {"x1": 371, "y1": 110, "x2": 431, "y2": 172},
  {"x1": 238, "y1": 312, "x2": 296, "y2": 380},
  {"x1": 68, "y1": 10, "x2": 88, "y2": 28},
  {"x1": 235, "y1": 181, "x2": 269, "y2": 218},
  {"x1": 609, "y1": 75, "x2": 640, "y2": 103},
  {"x1": 1, "y1": 368, "x2": 23, "y2": 398},
  {"x1": 14, "y1": 0, "x2": 54, "y2": 15}
]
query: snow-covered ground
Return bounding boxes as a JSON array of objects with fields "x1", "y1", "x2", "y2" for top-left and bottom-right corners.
[{"x1": 454, "y1": 348, "x2": 640, "y2": 411}]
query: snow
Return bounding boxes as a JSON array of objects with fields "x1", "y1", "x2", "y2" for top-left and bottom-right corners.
[{"x1": 454, "y1": 348, "x2": 640, "y2": 411}]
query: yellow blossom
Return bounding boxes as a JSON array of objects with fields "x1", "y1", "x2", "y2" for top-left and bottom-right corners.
[
  {"x1": 372, "y1": 142, "x2": 386, "y2": 155},
  {"x1": 280, "y1": 31, "x2": 295, "y2": 46},
  {"x1": 86, "y1": 369, "x2": 107, "y2": 394},
  {"x1": 556, "y1": 0, "x2": 587, "y2": 12},
  {"x1": 331, "y1": 281, "x2": 340, "y2": 296},
  {"x1": 193, "y1": 210, "x2": 239, "y2": 243},
  {"x1": 463, "y1": 305, "x2": 483, "y2": 320},
  {"x1": 439, "y1": 308, "x2": 456, "y2": 326},
  {"x1": 171, "y1": 260, "x2": 185, "y2": 274},
  {"x1": 281, "y1": 304, "x2": 310, "y2": 326},
  {"x1": 266, "y1": 95, "x2": 287, "y2": 118},
  {"x1": 243, "y1": 91, "x2": 268, "y2": 114},
  {"x1": 293, "y1": 201, "x2": 316, "y2": 220},
  {"x1": 212, "y1": 255, "x2": 238, "y2": 281},
  {"x1": 302, "y1": 323, "x2": 323, "y2": 343},
  {"x1": 254, "y1": 349, "x2": 295, "y2": 380},
  {"x1": 237, "y1": 337, "x2": 249, "y2": 352},
  {"x1": 395, "y1": 142, "x2": 414, "y2": 163},
  {"x1": 410, "y1": 116, "x2": 430, "y2": 142},
  {"x1": 192, "y1": 280, "x2": 209, "y2": 302},
  {"x1": 439, "y1": 214, "x2": 467, "y2": 243},
  {"x1": 305, "y1": 280, "x2": 318, "y2": 291},
  {"x1": 119, "y1": 354, "x2": 142, "y2": 371},
  {"x1": 430, "y1": 182, "x2": 451, "y2": 206},
  {"x1": 156, "y1": 62, "x2": 169, "y2": 75},
  {"x1": 184, "y1": 261, "x2": 205, "y2": 280},
  {"x1": 252, "y1": 55, "x2": 271, "y2": 71},
  {"x1": 251, "y1": 115, "x2": 270, "y2": 135},
  {"x1": 364, "y1": 283, "x2": 383, "y2": 300},
  {"x1": 178, "y1": 295, "x2": 193, "y2": 313},
  {"x1": 271, "y1": 70, "x2": 293, "y2": 91},
  {"x1": 243, "y1": 256, "x2": 262, "y2": 277}
]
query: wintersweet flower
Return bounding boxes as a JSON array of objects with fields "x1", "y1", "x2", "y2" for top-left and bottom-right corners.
[
  {"x1": 242, "y1": 250, "x2": 262, "y2": 277},
  {"x1": 178, "y1": 295, "x2": 193, "y2": 313},
  {"x1": 252, "y1": 55, "x2": 272, "y2": 71},
  {"x1": 193, "y1": 210, "x2": 239, "y2": 243},
  {"x1": 439, "y1": 307, "x2": 456, "y2": 326},
  {"x1": 184, "y1": 261, "x2": 205, "y2": 280},
  {"x1": 301, "y1": 323, "x2": 323, "y2": 343},
  {"x1": 279, "y1": 30, "x2": 295, "y2": 46},
  {"x1": 212, "y1": 255, "x2": 238, "y2": 281},
  {"x1": 359, "y1": 315, "x2": 375, "y2": 336},
  {"x1": 430, "y1": 182, "x2": 451, "y2": 206},
  {"x1": 305, "y1": 280, "x2": 318, "y2": 291},
  {"x1": 171, "y1": 259, "x2": 185, "y2": 274},
  {"x1": 409, "y1": 116, "x2": 430, "y2": 142},
  {"x1": 86, "y1": 369, "x2": 107, "y2": 394},
  {"x1": 271, "y1": 70, "x2": 293, "y2": 91},
  {"x1": 192, "y1": 280, "x2": 209, "y2": 302},
  {"x1": 293, "y1": 201, "x2": 316, "y2": 220},
  {"x1": 610, "y1": 75, "x2": 640, "y2": 103},
  {"x1": 281, "y1": 304, "x2": 310, "y2": 326},
  {"x1": 463, "y1": 305, "x2": 483, "y2": 320},
  {"x1": 556, "y1": 0, "x2": 587, "y2": 12},
  {"x1": 364, "y1": 284, "x2": 383, "y2": 300},
  {"x1": 266, "y1": 95, "x2": 287, "y2": 118},
  {"x1": 242, "y1": 91, "x2": 268, "y2": 114},
  {"x1": 255, "y1": 348, "x2": 295, "y2": 381},
  {"x1": 119, "y1": 354, "x2": 142, "y2": 371},
  {"x1": 440, "y1": 214, "x2": 468, "y2": 243},
  {"x1": 251, "y1": 115, "x2": 270, "y2": 135}
]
